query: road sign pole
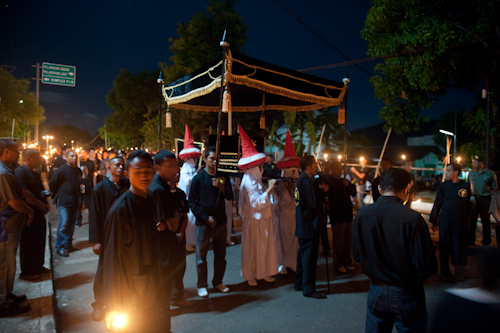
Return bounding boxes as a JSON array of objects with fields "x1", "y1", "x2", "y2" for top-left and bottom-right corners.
[{"x1": 35, "y1": 62, "x2": 40, "y2": 143}]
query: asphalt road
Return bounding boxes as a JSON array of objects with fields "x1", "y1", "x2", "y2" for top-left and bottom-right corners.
[{"x1": 50, "y1": 206, "x2": 494, "y2": 333}]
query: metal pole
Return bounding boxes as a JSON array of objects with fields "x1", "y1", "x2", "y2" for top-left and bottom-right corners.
[
  {"x1": 157, "y1": 71, "x2": 164, "y2": 152},
  {"x1": 454, "y1": 107, "x2": 457, "y2": 159},
  {"x1": 486, "y1": 90, "x2": 490, "y2": 167},
  {"x1": 342, "y1": 72, "x2": 350, "y2": 176},
  {"x1": 35, "y1": 62, "x2": 40, "y2": 144},
  {"x1": 216, "y1": 31, "x2": 229, "y2": 174}
]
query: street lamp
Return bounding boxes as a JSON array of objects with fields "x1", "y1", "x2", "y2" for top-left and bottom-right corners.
[
  {"x1": 439, "y1": 129, "x2": 455, "y2": 164},
  {"x1": 71, "y1": 140, "x2": 74, "y2": 149},
  {"x1": 401, "y1": 154, "x2": 406, "y2": 161},
  {"x1": 337, "y1": 154, "x2": 342, "y2": 161},
  {"x1": 457, "y1": 156, "x2": 461, "y2": 163},
  {"x1": 323, "y1": 153, "x2": 328, "y2": 161},
  {"x1": 42, "y1": 135, "x2": 53, "y2": 151}
]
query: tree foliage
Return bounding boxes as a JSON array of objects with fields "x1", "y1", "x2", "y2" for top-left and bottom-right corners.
[
  {"x1": 103, "y1": 0, "x2": 247, "y2": 150},
  {"x1": 362, "y1": 0, "x2": 500, "y2": 136},
  {"x1": 0, "y1": 67, "x2": 45, "y2": 139}
]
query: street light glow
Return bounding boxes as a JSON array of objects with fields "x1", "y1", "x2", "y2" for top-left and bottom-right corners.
[
  {"x1": 360, "y1": 157, "x2": 364, "y2": 162},
  {"x1": 439, "y1": 129, "x2": 454, "y2": 136},
  {"x1": 457, "y1": 157, "x2": 461, "y2": 163},
  {"x1": 401, "y1": 154, "x2": 406, "y2": 160}
]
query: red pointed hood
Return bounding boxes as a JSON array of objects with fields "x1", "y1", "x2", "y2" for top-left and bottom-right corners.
[
  {"x1": 178, "y1": 124, "x2": 201, "y2": 159},
  {"x1": 277, "y1": 130, "x2": 300, "y2": 169},
  {"x1": 237, "y1": 125, "x2": 266, "y2": 170}
]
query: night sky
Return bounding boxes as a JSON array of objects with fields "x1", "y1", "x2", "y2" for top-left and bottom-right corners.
[{"x1": 1, "y1": 0, "x2": 479, "y2": 136}]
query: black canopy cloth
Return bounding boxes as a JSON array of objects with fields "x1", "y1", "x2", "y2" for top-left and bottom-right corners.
[{"x1": 162, "y1": 50, "x2": 347, "y2": 112}]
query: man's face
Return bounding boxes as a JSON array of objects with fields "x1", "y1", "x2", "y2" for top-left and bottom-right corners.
[
  {"x1": 66, "y1": 151, "x2": 78, "y2": 167},
  {"x1": 110, "y1": 158, "x2": 125, "y2": 177},
  {"x1": 80, "y1": 149, "x2": 89, "y2": 161},
  {"x1": 307, "y1": 161, "x2": 318, "y2": 176},
  {"x1": 332, "y1": 164, "x2": 343, "y2": 178},
  {"x1": 472, "y1": 160, "x2": 482, "y2": 170},
  {"x1": 155, "y1": 157, "x2": 179, "y2": 182},
  {"x1": 445, "y1": 165, "x2": 457, "y2": 181},
  {"x1": 27, "y1": 153, "x2": 41, "y2": 170},
  {"x1": 125, "y1": 157, "x2": 154, "y2": 191},
  {"x1": 3, "y1": 145, "x2": 19, "y2": 163},
  {"x1": 205, "y1": 152, "x2": 217, "y2": 169},
  {"x1": 89, "y1": 149, "x2": 95, "y2": 160},
  {"x1": 381, "y1": 160, "x2": 392, "y2": 172},
  {"x1": 266, "y1": 156, "x2": 273, "y2": 164}
]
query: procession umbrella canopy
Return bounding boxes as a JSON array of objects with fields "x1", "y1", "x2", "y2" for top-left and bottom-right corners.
[{"x1": 162, "y1": 48, "x2": 347, "y2": 167}]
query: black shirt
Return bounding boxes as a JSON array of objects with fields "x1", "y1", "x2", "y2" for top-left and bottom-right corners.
[
  {"x1": 430, "y1": 180, "x2": 471, "y2": 233},
  {"x1": 49, "y1": 164, "x2": 82, "y2": 207},
  {"x1": 328, "y1": 177, "x2": 356, "y2": 224},
  {"x1": 149, "y1": 174, "x2": 179, "y2": 267},
  {"x1": 188, "y1": 169, "x2": 233, "y2": 226},
  {"x1": 352, "y1": 196, "x2": 438, "y2": 284},
  {"x1": 15, "y1": 165, "x2": 47, "y2": 219},
  {"x1": 89, "y1": 177, "x2": 130, "y2": 244}
]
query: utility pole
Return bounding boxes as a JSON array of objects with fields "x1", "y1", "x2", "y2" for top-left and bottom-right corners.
[{"x1": 31, "y1": 62, "x2": 40, "y2": 144}]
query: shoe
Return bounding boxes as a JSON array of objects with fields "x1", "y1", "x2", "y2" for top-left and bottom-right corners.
[
  {"x1": 305, "y1": 290, "x2": 327, "y2": 299},
  {"x1": 248, "y1": 279, "x2": 257, "y2": 287},
  {"x1": 75, "y1": 223, "x2": 82, "y2": 228},
  {"x1": 185, "y1": 245, "x2": 195, "y2": 252},
  {"x1": 8, "y1": 293, "x2": 27, "y2": 303},
  {"x1": 440, "y1": 274, "x2": 454, "y2": 283},
  {"x1": 278, "y1": 265, "x2": 287, "y2": 275},
  {"x1": 19, "y1": 273, "x2": 40, "y2": 281},
  {"x1": 91, "y1": 307, "x2": 105, "y2": 322},
  {"x1": 38, "y1": 267, "x2": 51, "y2": 275},
  {"x1": 197, "y1": 287, "x2": 208, "y2": 298},
  {"x1": 263, "y1": 276, "x2": 275, "y2": 283},
  {"x1": 171, "y1": 298, "x2": 193, "y2": 307},
  {"x1": 0, "y1": 303, "x2": 31, "y2": 317},
  {"x1": 67, "y1": 246, "x2": 81, "y2": 252},
  {"x1": 57, "y1": 249, "x2": 69, "y2": 257},
  {"x1": 215, "y1": 283, "x2": 230, "y2": 293},
  {"x1": 346, "y1": 266, "x2": 355, "y2": 271},
  {"x1": 226, "y1": 240, "x2": 235, "y2": 246},
  {"x1": 337, "y1": 267, "x2": 347, "y2": 273}
]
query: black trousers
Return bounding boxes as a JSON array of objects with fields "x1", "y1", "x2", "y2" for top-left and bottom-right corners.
[
  {"x1": 295, "y1": 235, "x2": 319, "y2": 296},
  {"x1": 468, "y1": 195, "x2": 491, "y2": 245},
  {"x1": 439, "y1": 229, "x2": 467, "y2": 276},
  {"x1": 171, "y1": 239, "x2": 187, "y2": 301},
  {"x1": 20, "y1": 213, "x2": 46, "y2": 275},
  {"x1": 195, "y1": 224, "x2": 227, "y2": 288},
  {"x1": 92, "y1": 253, "x2": 105, "y2": 310}
]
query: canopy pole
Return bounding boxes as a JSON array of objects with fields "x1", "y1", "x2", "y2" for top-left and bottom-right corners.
[
  {"x1": 342, "y1": 72, "x2": 350, "y2": 176},
  {"x1": 157, "y1": 71, "x2": 164, "y2": 152},
  {"x1": 369, "y1": 127, "x2": 392, "y2": 203},
  {"x1": 216, "y1": 30, "x2": 229, "y2": 174}
]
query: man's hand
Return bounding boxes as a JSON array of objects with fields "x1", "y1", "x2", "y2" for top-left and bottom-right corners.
[
  {"x1": 40, "y1": 203, "x2": 50, "y2": 215},
  {"x1": 207, "y1": 216, "x2": 216, "y2": 228},
  {"x1": 320, "y1": 182, "x2": 329, "y2": 192},
  {"x1": 212, "y1": 177, "x2": 225, "y2": 191},
  {"x1": 157, "y1": 221, "x2": 168, "y2": 231},
  {"x1": 27, "y1": 209, "x2": 34, "y2": 227},
  {"x1": 432, "y1": 224, "x2": 438, "y2": 232},
  {"x1": 342, "y1": 178, "x2": 350, "y2": 187},
  {"x1": 92, "y1": 243, "x2": 102, "y2": 255}
]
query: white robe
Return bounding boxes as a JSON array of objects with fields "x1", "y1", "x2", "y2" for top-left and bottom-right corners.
[
  {"x1": 239, "y1": 168, "x2": 279, "y2": 281},
  {"x1": 272, "y1": 179, "x2": 298, "y2": 271},
  {"x1": 178, "y1": 162, "x2": 197, "y2": 247}
]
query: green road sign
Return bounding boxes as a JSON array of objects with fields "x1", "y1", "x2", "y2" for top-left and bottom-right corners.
[{"x1": 42, "y1": 62, "x2": 76, "y2": 87}]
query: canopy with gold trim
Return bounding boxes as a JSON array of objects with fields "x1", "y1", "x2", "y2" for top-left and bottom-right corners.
[{"x1": 162, "y1": 50, "x2": 346, "y2": 112}]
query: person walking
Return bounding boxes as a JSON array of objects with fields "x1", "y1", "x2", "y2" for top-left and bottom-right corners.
[{"x1": 353, "y1": 168, "x2": 438, "y2": 332}]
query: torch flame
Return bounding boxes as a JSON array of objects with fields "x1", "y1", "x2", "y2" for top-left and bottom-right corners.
[{"x1": 105, "y1": 311, "x2": 128, "y2": 332}]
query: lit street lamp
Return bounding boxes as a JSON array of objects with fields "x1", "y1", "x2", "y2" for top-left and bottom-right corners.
[
  {"x1": 401, "y1": 154, "x2": 406, "y2": 161},
  {"x1": 337, "y1": 154, "x2": 342, "y2": 161},
  {"x1": 42, "y1": 135, "x2": 53, "y2": 152}
]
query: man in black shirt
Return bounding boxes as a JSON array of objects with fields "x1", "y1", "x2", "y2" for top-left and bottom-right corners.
[
  {"x1": 76, "y1": 148, "x2": 95, "y2": 227},
  {"x1": 49, "y1": 150, "x2": 82, "y2": 257},
  {"x1": 430, "y1": 163, "x2": 471, "y2": 282},
  {"x1": 353, "y1": 168, "x2": 438, "y2": 332},
  {"x1": 294, "y1": 155, "x2": 328, "y2": 299},
  {"x1": 88, "y1": 157, "x2": 129, "y2": 321},
  {"x1": 188, "y1": 147, "x2": 233, "y2": 298},
  {"x1": 371, "y1": 158, "x2": 392, "y2": 202},
  {"x1": 149, "y1": 150, "x2": 182, "y2": 332},
  {"x1": 16, "y1": 149, "x2": 50, "y2": 281},
  {"x1": 328, "y1": 161, "x2": 357, "y2": 273}
]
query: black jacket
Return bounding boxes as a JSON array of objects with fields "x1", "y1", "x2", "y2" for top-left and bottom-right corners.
[
  {"x1": 188, "y1": 170, "x2": 232, "y2": 226},
  {"x1": 430, "y1": 180, "x2": 471, "y2": 233},
  {"x1": 49, "y1": 164, "x2": 82, "y2": 207},
  {"x1": 295, "y1": 171, "x2": 325, "y2": 239}
]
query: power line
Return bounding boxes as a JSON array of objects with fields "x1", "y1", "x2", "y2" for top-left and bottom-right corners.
[{"x1": 272, "y1": 0, "x2": 373, "y2": 77}]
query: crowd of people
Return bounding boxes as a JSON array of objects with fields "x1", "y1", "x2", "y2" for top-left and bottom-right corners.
[{"x1": 1, "y1": 128, "x2": 500, "y2": 332}]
